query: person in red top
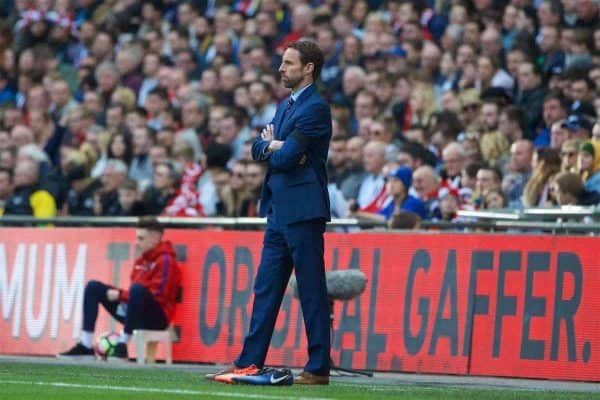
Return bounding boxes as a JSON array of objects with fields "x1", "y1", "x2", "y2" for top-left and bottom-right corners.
[{"x1": 58, "y1": 216, "x2": 181, "y2": 360}]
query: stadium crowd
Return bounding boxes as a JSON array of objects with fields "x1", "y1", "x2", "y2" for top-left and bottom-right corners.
[{"x1": 1, "y1": 0, "x2": 600, "y2": 227}]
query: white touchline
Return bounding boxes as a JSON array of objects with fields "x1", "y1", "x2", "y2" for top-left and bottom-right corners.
[{"x1": 1, "y1": 380, "x2": 333, "y2": 400}]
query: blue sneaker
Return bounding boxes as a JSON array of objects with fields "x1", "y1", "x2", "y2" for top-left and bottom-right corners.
[{"x1": 231, "y1": 367, "x2": 294, "y2": 386}]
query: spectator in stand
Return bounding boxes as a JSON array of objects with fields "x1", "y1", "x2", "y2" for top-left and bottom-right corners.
[
  {"x1": 217, "y1": 160, "x2": 248, "y2": 217},
  {"x1": 356, "y1": 140, "x2": 387, "y2": 212},
  {"x1": 498, "y1": 106, "x2": 525, "y2": 144},
  {"x1": 440, "y1": 142, "x2": 467, "y2": 189},
  {"x1": 142, "y1": 160, "x2": 178, "y2": 215},
  {"x1": 411, "y1": 165, "x2": 441, "y2": 218},
  {"x1": 432, "y1": 187, "x2": 461, "y2": 222},
  {"x1": 63, "y1": 153, "x2": 102, "y2": 216},
  {"x1": 340, "y1": 136, "x2": 366, "y2": 201},
  {"x1": 248, "y1": 80, "x2": 277, "y2": 129},
  {"x1": 578, "y1": 140, "x2": 600, "y2": 194},
  {"x1": 354, "y1": 166, "x2": 427, "y2": 222},
  {"x1": 129, "y1": 126, "x2": 154, "y2": 189},
  {"x1": 93, "y1": 159, "x2": 129, "y2": 216},
  {"x1": 515, "y1": 62, "x2": 547, "y2": 139},
  {"x1": 0, "y1": 167, "x2": 12, "y2": 215},
  {"x1": 503, "y1": 140, "x2": 534, "y2": 208},
  {"x1": 482, "y1": 188, "x2": 508, "y2": 209},
  {"x1": 114, "y1": 179, "x2": 145, "y2": 216},
  {"x1": 474, "y1": 164, "x2": 503, "y2": 208},
  {"x1": 522, "y1": 148, "x2": 561, "y2": 207},
  {"x1": 561, "y1": 114, "x2": 593, "y2": 142},
  {"x1": 536, "y1": 93, "x2": 569, "y2": 147},
  {"x1": 479, "y1": 100, "x2": 509, "y2": 166},
  {"x1": 91, "y1": 131, "x2": 134, "y2": 178},
  {"x1": 239, "y1": 160, "x2": 265, "y2": 217},
  {"x1": 58, "y1": 217, "x2": 181, "y2": 361},
  {"x1": 552, "y1": 171, "x2": 600, "y2": 205},
  {"x1": 560, "y1": 138, "x2": 581, "y2": 172},
  {"x1": 4, "y1": 158, "x2": 56, "y2": 217},
  {"x1": 388, "y1": 211, "x2": 421, "y2": 230}
]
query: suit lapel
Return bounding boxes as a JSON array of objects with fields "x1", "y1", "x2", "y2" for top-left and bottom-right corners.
[
  {"x1": 274, "y1": 99, "x2": 288, "y2": 140},
  {"x1": 276, "y1": 85, "x2": 317, "y2": 140}
]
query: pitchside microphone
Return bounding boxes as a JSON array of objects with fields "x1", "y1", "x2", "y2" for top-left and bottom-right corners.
[{"x1": 288, "y1": 269, "x2": 367, "y2": 300}]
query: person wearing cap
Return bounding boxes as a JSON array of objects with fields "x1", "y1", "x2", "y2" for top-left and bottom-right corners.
[
  {"x1": 578, "y1": 140, "x2": 600, "y2": 194},
  {"x1": 353, "y1": 166, "x2": 427, "y2": 221},
  {"x1": 561, "y1": 114, "x2": 593, "y2": 142}
]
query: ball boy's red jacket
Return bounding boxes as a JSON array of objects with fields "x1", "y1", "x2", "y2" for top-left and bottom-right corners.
[{"x1": 119, "y1": 241, "x2": 181, "y2": 321}]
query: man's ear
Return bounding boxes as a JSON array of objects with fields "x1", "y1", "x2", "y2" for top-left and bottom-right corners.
[{"x1": 304, "y1": 62, "x2": 314, "y2": 76}]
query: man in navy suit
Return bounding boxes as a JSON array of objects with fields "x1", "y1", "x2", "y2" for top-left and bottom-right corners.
[{"x1": 208, "y1": 40, "x2": 332, "y2": 385}]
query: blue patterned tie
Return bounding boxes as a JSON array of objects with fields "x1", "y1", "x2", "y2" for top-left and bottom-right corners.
[{"x1": 286, "y1": 97, "x2": 295, "y2": 111}]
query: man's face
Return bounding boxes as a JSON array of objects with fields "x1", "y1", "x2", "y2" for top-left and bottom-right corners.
[
  {"x1": 354, "y1": 93, "x2": 376, "y2": 119},
  {"x1": 279, "y1": 48, "x2": 308, "y2": 90},
  {"x1": 182, "y1": 101, "x2": 203, "y2": 128},
  {"x1": 551, "y1": 123, "x2": 570, "y2": 149},
  {"x1": 102, "y1": 166, "x2": 125, "y2": 192},
  {"x1": 386, "y1": 177, "x2": 406, "y2": 197},
  {"x1": 570, "y1": 80, "x2": 590, "y2": 102},
  {"x1": 51, "y1": 81, "x2": 70, "y2": 107},
  {"x1": 476, "y1": 169, "x2": 498, "y2": 194},
  {"x1": 397, "y1": 151, "x2": 416, "y2": 170},
  {"x1": 249, "y1": 83, "x2": 268, "y2": 108},
  {"x1": 510, "y1": 143, "x2": 532, "y2": 171},
  {"x1": 539, "y1": 27, "x2": 558, "y2": 53},
  {"x1": 212, "y1": 170, "x2": 231, "y2": 193},
  {"x1": 245, "y1": 164, "x2": 264, "y2": 191},
  {"x1": 481, "y1": 103, "x2": 498, "y2": 130},
  {"x1": 13, "y1": 161, "x2": 35, "y2": 188},
  {"x1": 518, "y1": 64, "x2": 538, "y2": 90},
  {"x1": 543, "y1": 99, "x2": 565, "y2": 125},
  {"x1": 362, "y1": 145, "x2": 384, "y2": 174},
  {"x1": 412, "y1": 169, "x2": 436, "y2": 198},
  {"x1": 118, "y1": 188, "x2": 136, "y2": 210},
  {"x1": 442, "y1": 151, "x2": 464, "y2": 177},
  {"x1": 136, "y1": 229, "x2": 160, "y2": 254},
  {"x1": 231, "y1": 163, "x2": 246, "y2": 191},
  {"x1": 329, "y1": 140, "x2": 346, "y2": 167},
  {"x1": 153, "y1": 164, "x2": 172, "y2": 190},
  {"x1": 217, "y1": 117, "x2": 238, "y2": 145},
  {"x1": 133, "y1": 129, "x2": 150, "y2": 155},
  {"x1": 346, "y1": 139, "x2": 363, "y2": 165}
]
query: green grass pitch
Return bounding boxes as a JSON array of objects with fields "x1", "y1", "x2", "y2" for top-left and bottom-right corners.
[{"x1": 0, "y1": 361, "x2": 598, "y2": 400}]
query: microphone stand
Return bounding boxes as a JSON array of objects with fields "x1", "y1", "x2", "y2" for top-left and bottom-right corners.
[{"x1": 329, "y1": 300, "x2": 373, "y2": 377}]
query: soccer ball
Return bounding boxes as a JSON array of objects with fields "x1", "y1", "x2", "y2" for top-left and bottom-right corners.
[{"x1": 94, "y1": 331, "x2": 120, "y2": 359}]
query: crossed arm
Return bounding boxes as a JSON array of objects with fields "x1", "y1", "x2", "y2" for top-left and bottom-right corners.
[{"x1": 251, "y1": 103, "x2": 330, "y2": 171}]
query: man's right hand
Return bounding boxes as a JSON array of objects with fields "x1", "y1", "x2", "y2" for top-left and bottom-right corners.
[
  {"x1": 106, "y1": 289, "x2": 120, "y2": 301},
  {"x1": 261, "y1": 124, "x2": 274, "y2": 141},
  {"x1": 268, "y1": 140, "x2": 284, "y2": 152}
]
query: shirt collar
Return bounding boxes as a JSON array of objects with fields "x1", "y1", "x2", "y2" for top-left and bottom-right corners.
[{"x1": 291, "y1": 83, "x2": 312, "y2": 102}]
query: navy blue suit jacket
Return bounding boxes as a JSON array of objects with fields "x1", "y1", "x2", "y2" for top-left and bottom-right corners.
[{"x1": 251, "y1": 84, "x2": 332, "y2": 225}]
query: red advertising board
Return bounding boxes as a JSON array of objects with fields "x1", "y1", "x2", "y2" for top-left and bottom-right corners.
[{"x1": 0, "y1": 228, "x2": 598, "y2": 381}]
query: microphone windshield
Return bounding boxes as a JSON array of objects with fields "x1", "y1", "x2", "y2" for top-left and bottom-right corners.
[{"x1": 288, "y1": 269, "x2": 367, "y2": 300}]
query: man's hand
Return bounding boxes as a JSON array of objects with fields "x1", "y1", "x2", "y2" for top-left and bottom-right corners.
[
  {"x1": 261, "y1": 124, "x2": 274, "y2": 141},
  {"x1": 268, "y1": 140, "x2": 284, "y2": 152},
  {"x1": 106, "y1": 289, "x2": 120, "y2": 301}
]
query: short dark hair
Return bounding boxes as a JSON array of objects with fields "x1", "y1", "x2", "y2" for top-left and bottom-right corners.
[
  {"x1": 501, "y1": 105, "x2": 524, "y2": 129},
  {"x1": 388, "y1": 211, "x2": 421, "y2": 230},
  {"x1": 137, "y1": 216, "x2": 164, "y2": 234},
  {"x1": 286, "y1": 40, "x2": 324, "y2": 81}
]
